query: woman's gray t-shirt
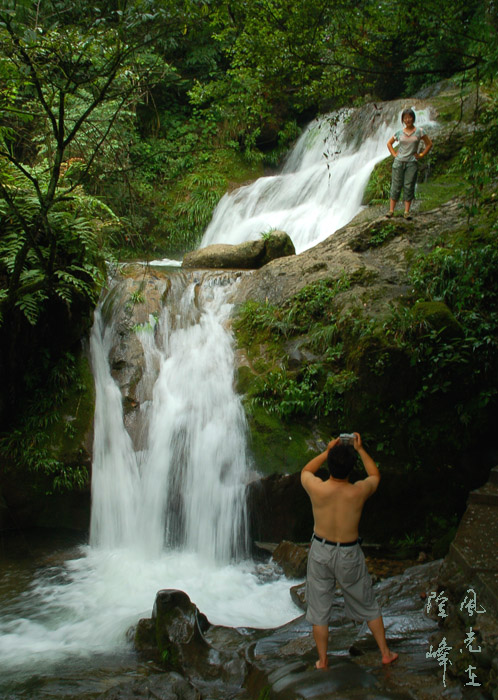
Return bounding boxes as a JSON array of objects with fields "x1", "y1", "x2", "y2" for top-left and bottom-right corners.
[{"x1": 393, "y1": 127, "x2": 426, "y2": 162}]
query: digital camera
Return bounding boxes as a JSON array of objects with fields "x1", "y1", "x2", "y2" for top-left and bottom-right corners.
[{"x1": 339, "y1": 433, "x2": 355, "y2": 445}]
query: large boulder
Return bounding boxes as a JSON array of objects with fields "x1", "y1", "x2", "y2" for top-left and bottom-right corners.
[
  {"x1": 272, "y1": 540, "x2": 309, "y2": 578},
  {"x1": 134, "y1": 589, "x2": 247, "y2": 688},
  {"x1": 182, "y1": 231, "x2": 296, "y2": 269},
  {"x1": 247, "y1": 472, "x2": 316, "y2": 543},
  {"x1": 135, "y1": 589, "x2": 209, "y2": 670}
]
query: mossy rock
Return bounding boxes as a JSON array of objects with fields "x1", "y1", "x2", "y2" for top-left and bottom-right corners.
[
  {"x1": 49, "y1": 353, "x2": 95, "y2": 462},
  {"x1": 362, "y1": 157, "x2": 392, "y2": 205},
  {"x1": 152, "y1": 589, "x2": 209, "y2": 672},
  {"x1": 343, "y1": 333, "x2": 414, "y2": 432},
  {"x1": 261, "y1": 230, "x2": 296, "y2": 264},
  {"x1": 134, "y1": 618, "x2": 158, "y2": 660},
  {"x1": 412, "y1": 300, "x2": 463, "y2": 338},
  {"x1": 0, "y1": 348, "x2": 95, "y2": 530},
  {"x1": 349, "y1": 219, "x2": 408, "y2": 252},
  {"x1": 429, "y1": 88, "x2": 475, "y2": 124},
  {"x1": 348, "y1": 267, "x2": 379, "y2": 286},
  {"x1": 415, "y1": 178, "x2": 465, "y2": 211},
  {"x1": 245, "y1": 403, "x2": 312, "y2": 475},
  {"x1": 236, "y1": 365, "x2": 258, "y2": 395},
  {"x1": 426, "y1": 130, "x2": 467, "y2": 174}
]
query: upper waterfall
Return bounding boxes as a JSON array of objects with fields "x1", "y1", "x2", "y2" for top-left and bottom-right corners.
[{"x1": 200, "y1": 104, "x2": 437, "y2": 254}]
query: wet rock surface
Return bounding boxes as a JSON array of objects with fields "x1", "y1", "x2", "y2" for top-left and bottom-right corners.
[
  {"x1": 271, "y1": 541, "x2": 308, "y2": 579},
  {"x1": 425, "y1": 466, "x2": 498, "y2": 696},
  {"x1": 134, "y1": 589, "x2": 248, "y2": 697},
  {"x1": 244, "y1": 561, "x2": 448, "y2": 700},
  {"x1": 98, "y1": 673, "x2": 201, "y2": 699},
  {"x1": 247, "y1": 471, "x2": 314, "y2": 543},
  {"x1": 126, "y1": 560, "x2": 486, "y2": 700}
]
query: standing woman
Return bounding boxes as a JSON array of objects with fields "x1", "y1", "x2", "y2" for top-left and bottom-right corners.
[{"x1": 386, "y1": 108, "x2": 433, "y2": 219}]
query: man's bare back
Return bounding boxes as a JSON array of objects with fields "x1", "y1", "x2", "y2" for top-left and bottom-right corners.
[
  {"x1": 301, "y1": 433, "x2": 398, "y2": 668},
  {"x1": 301, "y1": 435, "x2": 380, "y2": 542},
  {"x1": 305, "y1": 479, "x2": 369, "y2": 542}
]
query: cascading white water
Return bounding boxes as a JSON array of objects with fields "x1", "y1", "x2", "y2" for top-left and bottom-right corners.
[
  {"x1": 0, "y1": 103, "x2": 439, "y2": 691},
  {"x1": 0, "y1": 271, "x2": 298, "y2": 684},
  {"x1": 200, "y1": 106, "x2": 437, "y2": 254},
  {"x1": 90, "y1": 271, "x2": 249, "y2": 561},
  {"x1": 90, "y1": 308, "x2": 142, "y2": 549}
]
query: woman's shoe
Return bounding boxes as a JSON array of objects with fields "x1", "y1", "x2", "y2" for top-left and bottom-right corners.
[
  {"x1": 403, "y1": 212, "x2": 412, "y2": 220},
  {"x1": 385, "y1": 212, "x2": 393, "y2": 218}
]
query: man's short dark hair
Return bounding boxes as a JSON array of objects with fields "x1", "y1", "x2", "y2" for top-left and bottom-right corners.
[{"x1": 327, "y1": 443, "x2": 357, "y2": 479}]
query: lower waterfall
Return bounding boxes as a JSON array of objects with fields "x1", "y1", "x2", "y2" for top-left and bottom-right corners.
[
  {"x1": 0, "y1": 270, "x2": 299, "y2": 684},
  {"x1": 91, "y1": 270, "x2": 250, "y2": 563}
]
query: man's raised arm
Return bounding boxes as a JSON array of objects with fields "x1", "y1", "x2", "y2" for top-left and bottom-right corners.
[{"x1": 353, "y1": 432, "x2": 380, "y2": 496}]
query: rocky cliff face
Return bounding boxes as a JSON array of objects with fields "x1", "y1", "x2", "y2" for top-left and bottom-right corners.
[{"x1": 228, "y1": 193, "x2": 496, "y2": 551}]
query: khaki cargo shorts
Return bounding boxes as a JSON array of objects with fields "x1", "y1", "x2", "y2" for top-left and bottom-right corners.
[{"x1": 305, "y1": 538, "x2": 381, "y2": 625}]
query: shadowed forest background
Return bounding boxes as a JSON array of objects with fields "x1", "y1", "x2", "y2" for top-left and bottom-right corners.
[{"x1": 1, "y1": 0, "x2": 498, "y2": 551}]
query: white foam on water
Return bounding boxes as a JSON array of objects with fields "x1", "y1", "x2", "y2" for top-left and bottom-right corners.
[
  {"x1": 0, "y1": 270, "x2": 301, "y2": 680},
  {"x1": 146, "y1": 258, "x2": 182, "y2": 267},
  {"x1": 0, "y1": 546, "x2": 299, "y2": 673}
]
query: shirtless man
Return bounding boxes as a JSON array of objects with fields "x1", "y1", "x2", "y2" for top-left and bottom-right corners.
[{"x1": 301, "y1": 432, "x2": 398, "y2": 669}]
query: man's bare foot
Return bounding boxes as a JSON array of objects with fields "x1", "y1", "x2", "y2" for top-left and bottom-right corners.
[
  {"x1": 315, "y1": 660, "x2": 329, "y2": 670},
  {"x1": 382, "y1": 651, "x2": 398, "y2": 665}
]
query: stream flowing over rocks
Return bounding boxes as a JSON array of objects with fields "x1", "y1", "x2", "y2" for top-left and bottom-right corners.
[
  {"x1": 1, "y1": 93, "x2": 497, "y2": 700},
  {"x1": 109, "y1": 559, "x2": 472, "y2": 700}
]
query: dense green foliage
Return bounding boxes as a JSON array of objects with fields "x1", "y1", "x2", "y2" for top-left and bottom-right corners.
[
  {"x1": 234, "y1": 277, "x2": 356, "y2": 419},
  {"x1": 0, "y1": 0, "x2": 192, "y2": 482},
  {"x1": 235, "y1": 214, "x2": 498, "y2": 452},
  {"x1": 234, "y1": 211, "x2": 498, "y2": 545},
  {"x1": 0, "y1": 352, "x2": 94, "y2": 493},
  {"x1": 1, "y1": 0, "x2": 497, "y2": 493}
]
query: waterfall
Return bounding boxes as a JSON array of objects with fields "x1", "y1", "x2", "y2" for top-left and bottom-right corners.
[
  {"x1": 90, "y1": 271, "x2": 249, "y2": 562},
  {"x1": 200, "y1": 105, "x2": 437, "y2": 254},
  {"x1": 0, "y1": 102, "x2": 438, "y2": 686},
  {"x1": 90, "y1": 309, "x2": 142, "y2": 549},
  {"x1": 0, "y1": 270, "x2": 298, "y2": 683}
]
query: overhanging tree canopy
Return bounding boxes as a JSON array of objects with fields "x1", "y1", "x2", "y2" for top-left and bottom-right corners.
[{"x1": 0, "y1": 0, "x2": 187, "y2": 421}]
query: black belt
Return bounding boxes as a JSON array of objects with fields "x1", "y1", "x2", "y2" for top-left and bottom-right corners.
[{"x1": 312, "y1": 533, "x2": 361, "y2": 547}]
